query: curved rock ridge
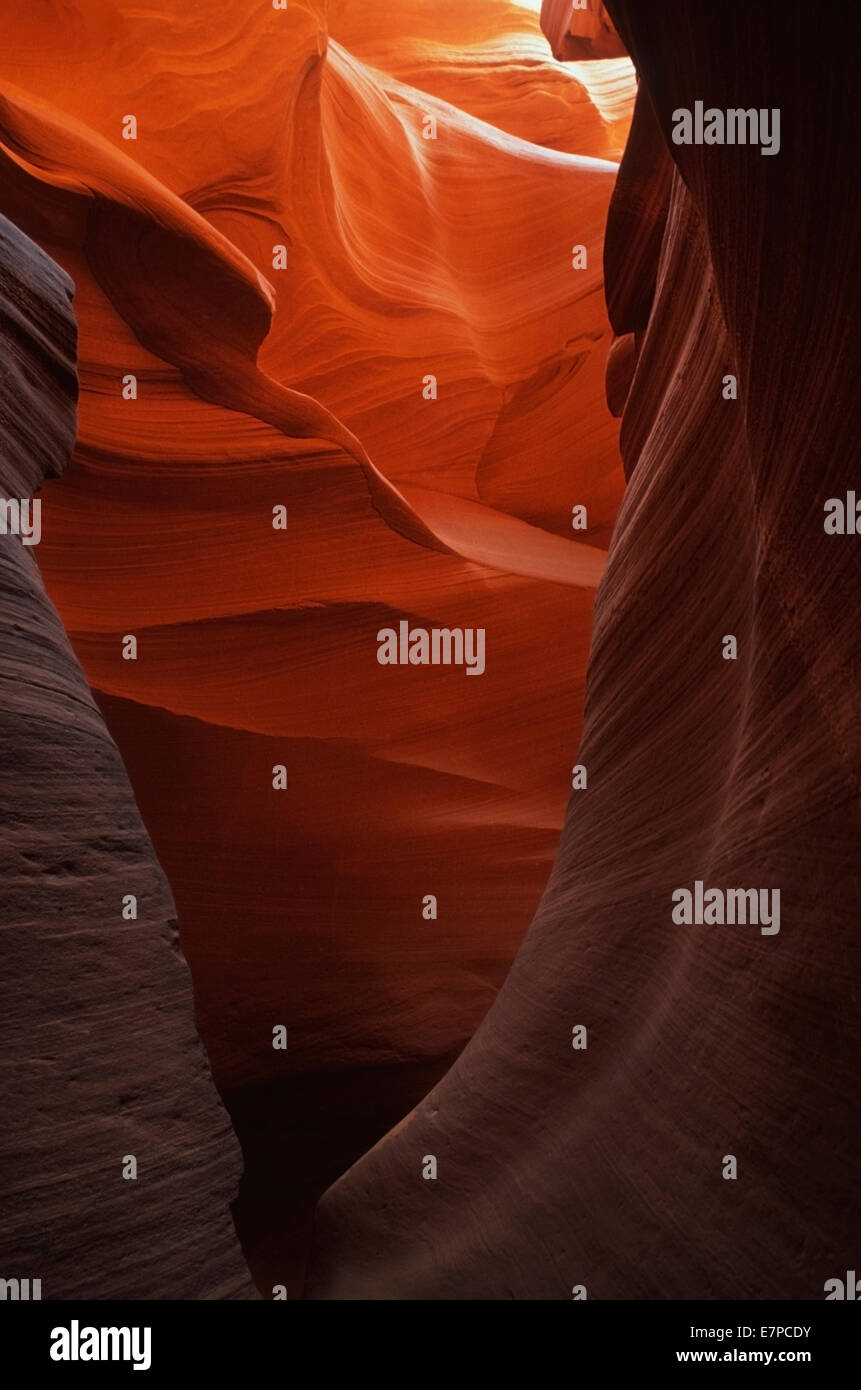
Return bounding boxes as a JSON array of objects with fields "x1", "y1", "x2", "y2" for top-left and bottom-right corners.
[
  {"x1": 0, "y1": 215, "x2": 254, "y2": 1299},
  {"x1": 330, "y1": 0, "x2": 633, "y2": 157},
  {"x1": 306, "y1": 0, "x2": 860, "y2": 1297},
  {"x1": 0, "y1": 1, "x2": 634, "y2": 1289}
]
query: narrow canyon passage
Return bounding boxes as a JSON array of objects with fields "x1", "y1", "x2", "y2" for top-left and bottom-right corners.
[
  {"x1": 1, "y1": 0, "x2": 634, "y2": 1296},
  {"x1": 1, "y1": 0, "x2": 857, "y2": 1302}
]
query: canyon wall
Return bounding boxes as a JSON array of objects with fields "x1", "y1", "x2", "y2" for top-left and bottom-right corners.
[
  {"x1": 0, "y1": 214, "x2": 253, "y2": 1298},
  {"x1": 305, "y1": 0, "x2": 861, "y2": 1298}
]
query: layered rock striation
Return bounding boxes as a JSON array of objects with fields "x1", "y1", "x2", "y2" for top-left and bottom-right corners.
[{"x1": 305, "y1": 0, "x2": 861, "y2": 1298}]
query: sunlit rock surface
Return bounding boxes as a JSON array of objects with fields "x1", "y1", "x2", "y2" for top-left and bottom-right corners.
[{"x1": 0, "y1": 1, "x2": 634, "y2": 1290}]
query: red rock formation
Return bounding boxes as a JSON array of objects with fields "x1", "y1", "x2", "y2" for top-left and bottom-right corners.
[
  {"x1": 0, "y1": 215, "x2": 252, "y2": 1299},
  {"x1": 306, "y1": 0, "x2": 861, "y2": 1297},
  {"x1": 0, "y1": 1, "x2": 634, "y2": 1291},
  {"x1": 332, "y1": 0, "x2": 632, "y2": 156}
]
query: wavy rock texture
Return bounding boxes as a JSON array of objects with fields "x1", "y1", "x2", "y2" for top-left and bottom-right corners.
[
  {"x1": 0, "y1": 215, "x2": 252, "y2": 1299},
  {"x1": 306, "y1": 0, "x2": 861, "y2": 1297},
  {"x1": 0, "y1": 2, "x2": 635, "y2": 1290}
]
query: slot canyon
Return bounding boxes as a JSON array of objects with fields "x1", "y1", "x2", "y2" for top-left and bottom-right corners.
[{"x1": 0, "y1": 0, "x2": 857, "y2": 1301}]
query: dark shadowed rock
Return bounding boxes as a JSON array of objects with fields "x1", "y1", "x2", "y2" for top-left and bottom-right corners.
[{"x1": 0, "y1": 214, "x2": 254, "y2": 1299}]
